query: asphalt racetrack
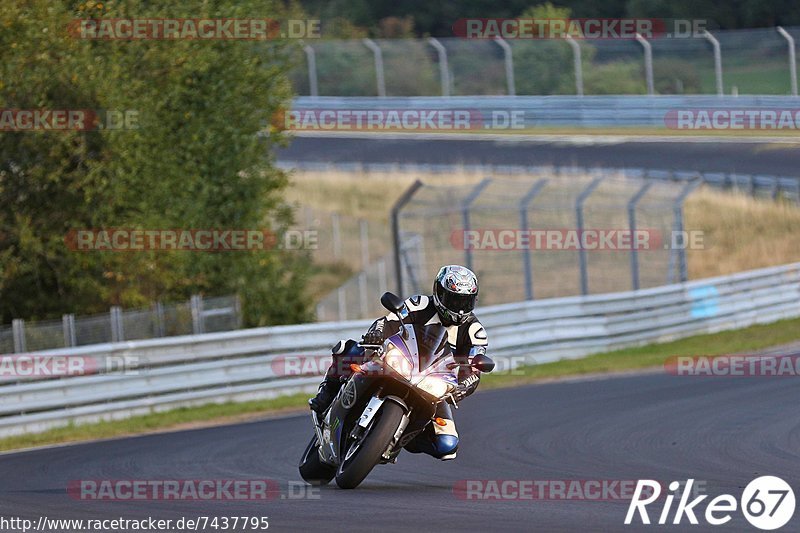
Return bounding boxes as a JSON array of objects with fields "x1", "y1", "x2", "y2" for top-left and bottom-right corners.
[
  {"x1": 3, "y1": 367, "x2": 800, "y2": 532},
  {"x1": 278, "y1": 133, "x2": 800, "y2": 175}
]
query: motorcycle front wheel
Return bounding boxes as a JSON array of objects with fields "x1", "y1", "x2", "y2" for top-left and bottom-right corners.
[{"x1": 335, "y1": 400, "x2": 405, "y2": 489}]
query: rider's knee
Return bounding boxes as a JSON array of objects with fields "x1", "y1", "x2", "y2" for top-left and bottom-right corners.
[{"x1": 432, "y1": 434, "x2": 459, "y2": 458}]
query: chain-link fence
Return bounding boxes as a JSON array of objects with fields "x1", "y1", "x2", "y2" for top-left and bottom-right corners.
[
  {"x1": 315, "y1": 170, "x2": 704, "y2": 321},
  {"x1": 0, "y1": 295, "x2": 241, "y2": 355},
  {"x1": 291, "y1": 27, "x2": 800, "y2": 96}
]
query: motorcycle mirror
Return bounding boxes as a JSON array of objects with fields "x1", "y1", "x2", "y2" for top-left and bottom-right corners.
[
  {"x1": 471, "y1": 353, "x2": 495, "y2": 373},
  {"x1": 380, "y1": 292, "x2": 406, "y2": 314}
]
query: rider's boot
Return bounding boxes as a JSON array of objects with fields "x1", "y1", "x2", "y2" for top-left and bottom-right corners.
[{"x1": 308, "y1": 377, "x2": 341, "y2": 414}]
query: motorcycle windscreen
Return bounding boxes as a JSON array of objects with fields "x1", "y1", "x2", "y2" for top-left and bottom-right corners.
[{"x1": 412, "y1": 323, "x2": 450, "y2": 371}]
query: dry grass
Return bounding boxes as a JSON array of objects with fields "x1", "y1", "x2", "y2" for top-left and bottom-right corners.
[
  {"x1": 286, "y1": 167, "x2": 800, "y2": 304},
  {"x1": 685, "y1": 189, "x2": 800, "y2": 278}
]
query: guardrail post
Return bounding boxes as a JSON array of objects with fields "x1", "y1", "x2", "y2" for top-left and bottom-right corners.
[
  {"x1": 627, "y1": 181, "x2": 654, "y2": 291},
  {"x1": 462, "y1": 178, "x2": 493, "y2": 272},
  {"x1": 493, "y1": 37, "x2": 516, "y2": 96},
  {"x1": 428, "y1": 38, "x2": 451, "y2": 97},
  {"x1": 702, "y1": 30, "x2": 723, "y2": 96},
  {"x1": 635, "y1": 33, "x2": 654, "y2": 95},
  {"x1": 565, "y1": 35, "x2": 584, "y2": 96},
  {"x1": 12, "y1": 319, "x2": 26, "y2": 353},
  {"x1": 576, "y1": 176, "x2": 606, "y2": 295},
  {"x1": 62, "y1": 314, "x2": 77, "y2": 347},
  {"x1": 303, "y1": 45, "x2": 319, "y2": 97},
  {"x1": 777, "y1": 27, "x2": 798, "y2": 96},
  {"x1": 519, "y1": 179, "x2": 548, "y2": 300},
  {"x1": 362, "y1": 38, "x2": 386, "y2": 97},
  {"x1": 190, "y1": 295, "x2": 204, "y2": 335},
  {"x1": 391, "y1": 180, "x2": 424, "y2": 295},
  {"x1": 110, "y1": 306, "x2": 124, "y2": 342}
]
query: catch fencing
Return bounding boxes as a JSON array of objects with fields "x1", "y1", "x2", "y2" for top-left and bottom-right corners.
[
  {"x1": 289, "y1": 27, "x2": 800, "y2": 97},
  {"x1": 1, "y1": 262, "x2": 798, "y2": 437},
  {"x1": 0, "y1": 295, "x2": 241, "y2": 355}
]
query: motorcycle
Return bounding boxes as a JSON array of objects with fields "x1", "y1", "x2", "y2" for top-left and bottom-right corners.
[{"x1": 299, "y1": 292, "x2": 494, "y2": 489}]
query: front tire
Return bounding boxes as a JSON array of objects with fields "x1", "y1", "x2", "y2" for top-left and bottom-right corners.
[
  {"x1": 299, "y1": 435, "x2": 336, "y2": 485},
  {"x1": 335, "y1": 400, "x2": 405, "y2": 489}
]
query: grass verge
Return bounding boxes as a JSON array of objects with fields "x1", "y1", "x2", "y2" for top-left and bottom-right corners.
[{"x1": 3, "y1": 316, "x2": 800, "y2": 453}]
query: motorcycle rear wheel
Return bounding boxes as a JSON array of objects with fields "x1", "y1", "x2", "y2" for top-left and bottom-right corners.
[
  {"x1": 335, "y1": 400, "x2": 405, "y2": 489},
  {"x1": 299, "y1": 435, "x2": 336, "y2": 485}
]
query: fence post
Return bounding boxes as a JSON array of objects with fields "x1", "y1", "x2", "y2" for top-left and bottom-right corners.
[
  {"x1": 462, "y1": 178, "x2": 493, "y2": 272},
  {"x1": 391, "y1": 180, "x2": 424, "y2": 296},
  {"x1": 669, "y1": 178, "x2": 703, "y2": 283},
  {"x1": 576, "y1": 176, "x2": 606, "y2": 295},
  {"x1": 153, "y1": 302, "x2": 166, "y2": 337},
  {"x1": 337, "y1": 287, "x2": 346, "y2": 321},
  {"x1": 377, "y1": 258, "x2": 388, "y2": 296},
  {"x1": 190, "y1": 295, "x2": 204, "y2": 335},
  {"x1": 233, "y1": 295, "x2": 243, "y2": 329},
  {"x1": 519, "y1": 179, "x2": 548, "y2": 300},
  {"x1": 702, "y1": 30, "x2": 723, "y2": 96},
  {"x1": 635, "y1": 33, "x2": 654, "y2": 95},
  {"x1": 627, "y1": 181, "x2": 654, "y2": 291},
  {"x1": 565, "y1": 35, "x2": 584, "y2": 96},
  {"x1": 358, "y1": 271, "x2": 368, "y2": 317},
  {"x1": 428, "y1": 38, "x2": 451, "y2": 97},
  {"x1": 493, "y1": 37, "x2": 516, "y2": 96},
  {"x1": 110, "y1": 306, "x2": 124, "y2": 342},
  {"x1": 12, "y1": 319, "x2": 26, "y2": 353},
  {"x1": 362, "y1": 38, "x2": 386, "y2": 97},
  {"x1": 303, "y1": 45, "x2": 319, "y2": 97},
  {"x1": 62, "y1": 314, "x2": 77, "y2": 347},
  {"x1": 359, "y1": 219, "x2": 369, "y2": 269},
  {"x1": 777, "y1": 27, "x2": 798, "y2": 96},
  {"x1": 331, "y1": 213, "x2": 342, "y2": 261}
]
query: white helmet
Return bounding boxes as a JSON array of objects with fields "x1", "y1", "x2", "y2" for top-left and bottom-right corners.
[{"x1": 432, "y1": 265, "x2": 478, "y2": 325}]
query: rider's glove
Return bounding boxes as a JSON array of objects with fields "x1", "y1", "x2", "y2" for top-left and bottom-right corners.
[
  {"x1": 450, "y1": 372, "x2": 480, "y2": 403},
  {"x1": 361, "y1": 330, "x2": 384, "y2": 346}
]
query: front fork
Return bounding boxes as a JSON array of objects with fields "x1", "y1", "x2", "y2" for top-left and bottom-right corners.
[{"x1": 350, "y1": 395, "x2": 411, "y2": 461}]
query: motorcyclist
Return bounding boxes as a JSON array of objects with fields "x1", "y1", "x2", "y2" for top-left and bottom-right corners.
[{"x1": 309, "y1": 265, "x2": 488, "y2": 460}]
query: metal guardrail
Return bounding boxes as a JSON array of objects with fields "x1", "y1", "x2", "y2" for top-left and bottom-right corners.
[
  {"x1": 291, "y1": 95, "x2": 800, "y2": 128},
  {"x1": 1, "y1": 262, "x2": 799, "y2": 437}
]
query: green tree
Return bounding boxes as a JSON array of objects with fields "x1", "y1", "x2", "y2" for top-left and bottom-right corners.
[{"x1": 0, "y1": 0, "x2": 311, "y2": 325}]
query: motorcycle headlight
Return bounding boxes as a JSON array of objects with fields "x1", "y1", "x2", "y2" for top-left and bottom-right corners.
[
  {"x1": 384, "y1": 347, "x2": 413, "y2": 379},
  {"x1": 415, "y1": 375, "x2": 455, "y2": 399}
]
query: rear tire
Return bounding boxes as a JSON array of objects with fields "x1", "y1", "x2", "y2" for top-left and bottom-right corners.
[
  {"x1": 335, "y1": 401, "x2": 405, "y2": 489},
  {"x1": 299, "y1": 435, "x2": 336, "y2": 485}
]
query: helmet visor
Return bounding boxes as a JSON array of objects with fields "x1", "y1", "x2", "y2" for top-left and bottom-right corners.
[{"x1": 437, "y1": 285, "x2": 477, "y2": 313}]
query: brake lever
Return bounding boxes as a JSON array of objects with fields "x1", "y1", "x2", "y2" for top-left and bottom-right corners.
[{"x1": 448, "y1": 393, "x2": 459, "y2": 409}]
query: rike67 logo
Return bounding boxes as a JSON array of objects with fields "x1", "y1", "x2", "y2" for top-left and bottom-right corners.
[{"x1": 625, "y1": 477, "x2": 795, "y2": 530}]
